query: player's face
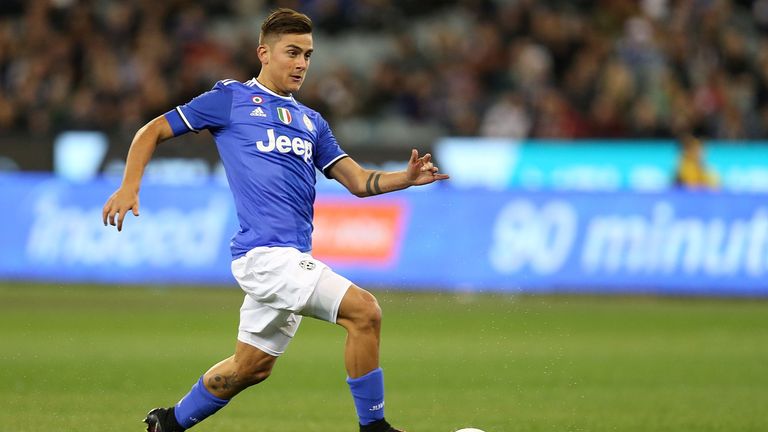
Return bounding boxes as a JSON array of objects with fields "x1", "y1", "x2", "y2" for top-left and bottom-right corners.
[{"x1": 260, "y1": 33, "x2": 313, "y2": 95}]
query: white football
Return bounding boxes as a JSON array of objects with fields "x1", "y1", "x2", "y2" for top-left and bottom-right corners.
[{"x1": 456, "y1": 429, "x2": 485, "y2": 432}]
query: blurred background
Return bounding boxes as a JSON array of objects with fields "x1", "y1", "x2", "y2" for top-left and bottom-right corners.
[
  {"x1": 1, "y1": 2, "x2": 768, "y2": 431},
  {"x1": 1, "y1": 0, "x2": 766, "y2": 294}
]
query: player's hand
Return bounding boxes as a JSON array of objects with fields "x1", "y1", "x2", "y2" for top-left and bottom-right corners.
[
  {"x1": 406, "y1": 149, "x2": 449, "y2": 186},
  {"x1": 102, "y1": 187, "x2": 140, "y2": 232}
]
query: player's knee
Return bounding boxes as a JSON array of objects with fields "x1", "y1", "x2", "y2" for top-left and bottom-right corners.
[
  {"x1": 353, "y1": 290, "x2": 382, "y2": 333},
  {"x1": 237, "y1": 361, "x2": 273, "y2": 386},
  {"x1": 244, "y1": 368, "x2": 272, "y2": 385},
  {"x1": 338, "y1": 287, "x2": 383, "y2": 334}
]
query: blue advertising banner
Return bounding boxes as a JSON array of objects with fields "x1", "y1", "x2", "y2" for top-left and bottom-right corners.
[
  {"x1": 0, "y1": 174, "x2": 238, "y2": 284},
  {"x1": 0, "y1": 174, "x2": 766, "y2": 295},
  {"x1": 436, "y1": 138, "x2": 768, "y2": 192}
]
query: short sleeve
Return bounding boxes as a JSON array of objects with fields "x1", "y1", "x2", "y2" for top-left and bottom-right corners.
[
  {"x1": 313, "y1": 116, "x2": 348, "y2": 178},
  {"x1": 164, "y1": 81, "x2": 234, "y2": 136}
]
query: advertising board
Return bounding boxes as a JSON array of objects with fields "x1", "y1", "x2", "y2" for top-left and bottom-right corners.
[
  {"x1": 1, "y1": 174, "x2": 765, "y2": 295},
  {"x1": 436, "y1": 138, "x2": 768, "y2": 192}
]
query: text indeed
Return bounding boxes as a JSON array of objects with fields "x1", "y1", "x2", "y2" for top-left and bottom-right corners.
[
  {"x1": 25, "y1": 191, "x2": 231, "y2": 268},
  {"x1": 256, "y1": 128, "x2": 313, "y2": 163}
]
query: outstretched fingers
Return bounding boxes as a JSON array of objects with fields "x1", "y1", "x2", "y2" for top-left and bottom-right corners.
[
  {"x1": 117, "y1": 209, "x2": 127, "y2": 231},
  {"x1": 102, "y1": 202, "x2": 110, "y2": 226},
  {"x1": 408, "y1": 149, "x2": 449, "y2": 184},
  {"x1": 103, "y1": 200, "x2": 120, "y2": 228},
  {"x1": 409, "y1": 148, "x2": 419, "y2": 164},
  {"x1": 102, "y1": 192, "x2": 140, "y2": 232}
]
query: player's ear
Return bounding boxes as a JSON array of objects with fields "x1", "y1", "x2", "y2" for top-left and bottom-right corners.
[{"x1": 257, "y1": 44, "x2": 270, "y2": 64}]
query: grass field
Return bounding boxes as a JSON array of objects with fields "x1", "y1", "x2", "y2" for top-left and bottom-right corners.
[{"x1": 0, "y1": 283, "x2": 766, "y2": 432}]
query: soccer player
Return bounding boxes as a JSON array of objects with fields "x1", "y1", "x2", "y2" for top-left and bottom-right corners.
[{"x1": 102, "y1": 8, "x2": 448, "y2": 432}]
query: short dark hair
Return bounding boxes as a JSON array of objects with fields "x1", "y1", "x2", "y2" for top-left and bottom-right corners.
[{"x1": 259, "y1": 8, "x2": 312, "y2": 45}]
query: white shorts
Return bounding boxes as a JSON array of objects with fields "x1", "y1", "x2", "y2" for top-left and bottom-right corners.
[{"x1": 231, "y1": 246, "x2": 352, "y2": 357}]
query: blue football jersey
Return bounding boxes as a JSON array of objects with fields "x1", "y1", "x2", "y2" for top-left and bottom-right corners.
[{"x1": 164, "y1": 78, "x2": 348, "y2": 258}]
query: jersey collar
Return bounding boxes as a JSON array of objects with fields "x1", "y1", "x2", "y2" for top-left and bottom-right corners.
[{"x1": 249, "y1": 78, "x2": 294, "y2": 101}]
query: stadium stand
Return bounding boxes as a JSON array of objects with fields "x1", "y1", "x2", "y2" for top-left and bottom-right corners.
[{"x1": 1, "y1": 0, "x2": 767, "y2": 146}]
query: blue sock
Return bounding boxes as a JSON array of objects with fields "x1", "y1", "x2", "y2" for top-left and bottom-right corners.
[
  {"x1": 346, "y1": 368, "x2": 386, "y2": 425},
  {"x1": 174, "y1": 376, "x2": 229, "y2": 429}
]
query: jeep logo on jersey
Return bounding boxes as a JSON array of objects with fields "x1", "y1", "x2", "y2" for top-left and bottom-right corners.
[
  {"x1": 277, "y1": 107, "x2": 292, "y2": 124},
  {"x1": 256, "y1": 129, "x2": 313, "y2": 163}
]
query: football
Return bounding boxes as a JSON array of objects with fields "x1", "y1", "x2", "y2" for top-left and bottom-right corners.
[{"x1": 456, "y1": 429, "x2": 486, "y2": 432}]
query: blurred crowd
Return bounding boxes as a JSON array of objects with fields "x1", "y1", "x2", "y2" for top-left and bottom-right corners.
[{"x1": 2, "y1": 0, "x2": 768, "y2": 140}]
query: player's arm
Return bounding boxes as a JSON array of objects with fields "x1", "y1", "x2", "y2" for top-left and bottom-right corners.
[
  {"x1": 328, "y1": 149, "x2": 449, "y2": 197},
  {"x1": 103, "y1": 81, "x2": 233, "y2": 231},
  {"x1": 102, "y1": 115, "x2": 174, "y2": 231}
]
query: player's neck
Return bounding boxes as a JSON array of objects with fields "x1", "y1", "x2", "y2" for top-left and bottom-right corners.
[{"x1": 255, "y1": 75, "x2": 290, "y2": 97}]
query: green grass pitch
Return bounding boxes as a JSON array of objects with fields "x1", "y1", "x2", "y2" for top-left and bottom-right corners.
[{"x1": 0, "y1": 283, "x2": 766, "y2": 432}]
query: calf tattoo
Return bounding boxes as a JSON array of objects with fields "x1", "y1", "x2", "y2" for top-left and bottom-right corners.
[{"x1": 208, "y1": 374, "x2": 237, "y2": 393}]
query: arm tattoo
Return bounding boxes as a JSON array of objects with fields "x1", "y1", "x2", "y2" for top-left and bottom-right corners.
[
  {"x1": 365, "y1": 172, "x2": 375, "y2": 196},
  {"x1": 373, "y1": 173, "x2": 383, "y2": 195},
  {"x1": 365, "y1": 172, "x2": 384, "y2": 196}
]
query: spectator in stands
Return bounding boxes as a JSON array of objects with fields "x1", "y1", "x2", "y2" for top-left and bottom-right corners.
[
  {"x1": 480, "y1": 91, "x2": 531, "y2": 138},
  {"x1": 1, "y1": 0, "x2": 768, "y2": 142},
  {"x1": 673, "y1": 135, "x2": 719, "y2": 189}
]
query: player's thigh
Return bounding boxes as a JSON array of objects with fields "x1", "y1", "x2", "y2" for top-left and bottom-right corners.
[
  {"x1": 237, "y1": 297, "x2": 302, "y2": 357},
  {"x1": 232, "y1": 246, "x2": 322, "y2": 312},
  {"x1": 300, "y1": 266, "x2": 352, "y2": 323}
]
